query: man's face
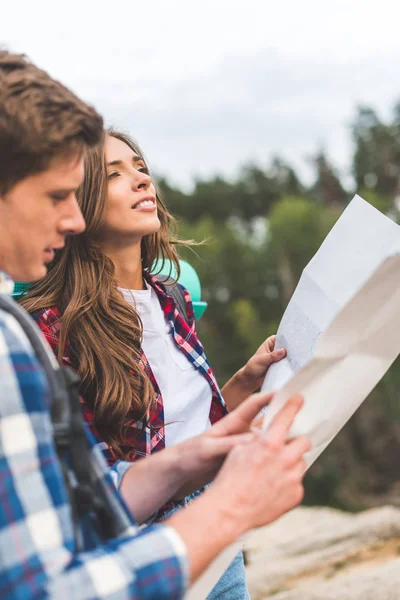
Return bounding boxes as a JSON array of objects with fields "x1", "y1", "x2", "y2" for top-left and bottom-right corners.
[{"x1": 0, "y1": 154, "x2": 86, "y2": 282}]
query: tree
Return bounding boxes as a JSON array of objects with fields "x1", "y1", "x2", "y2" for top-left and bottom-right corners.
[
  {"x1": 352, "y1": 105, "x2": 400, "y2": 200},
  {"x1": 310, "y1": 149, "x2": 348, "y2": 207}
]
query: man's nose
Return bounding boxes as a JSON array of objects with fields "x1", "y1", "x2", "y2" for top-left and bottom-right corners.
[{"x1": 59, "y1": 197, "x2": 86, "y2": 236}]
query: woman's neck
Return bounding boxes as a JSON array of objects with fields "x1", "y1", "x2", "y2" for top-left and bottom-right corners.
[{"x1": 101, "y1": 241, "x2": 145, "y2": 290}]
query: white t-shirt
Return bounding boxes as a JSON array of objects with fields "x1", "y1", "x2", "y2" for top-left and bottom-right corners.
[{"x1": 119, "y1": 284, "x2": 212, "y2": 447}]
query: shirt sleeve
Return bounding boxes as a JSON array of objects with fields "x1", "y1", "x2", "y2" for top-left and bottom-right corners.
[
  {"x1": 45, "y1": 524, "x2": 189, "y2": 600},
  {"x1": 108, "y1": 459, "x2": 132, "y2": 489},
  {"x1": 0, "y1": 310, "x2": 189, "y2": 599}
]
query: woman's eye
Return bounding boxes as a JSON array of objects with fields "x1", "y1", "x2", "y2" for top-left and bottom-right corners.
[
  {"x1": 138, "y1": 167, "x2": 150, "y2": 175},
  {"x1": 107, "y1": 171, "x2": 120, "y2": 180}
]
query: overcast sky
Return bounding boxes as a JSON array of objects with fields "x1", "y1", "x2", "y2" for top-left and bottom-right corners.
[{"x1": 2, "y1": 0, "x2": 400, "y2": 189}]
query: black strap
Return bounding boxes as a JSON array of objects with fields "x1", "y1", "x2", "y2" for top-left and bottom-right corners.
[
  {"x1": 157, "y1": 276, "x2": 190, "y2": 325},
  {"x1": 0, "y1": 295, "x2": 68, "y2": 422},
  {"x1": 0, "y1": 295, "x2": 124, "y2": 550}
]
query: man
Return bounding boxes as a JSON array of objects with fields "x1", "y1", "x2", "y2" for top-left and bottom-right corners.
[{"x1": 0, "y1": 49, "x2": 310, "y2": 599}]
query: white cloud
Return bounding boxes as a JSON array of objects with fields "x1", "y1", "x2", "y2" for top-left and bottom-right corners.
[{"x1": 2, "y1": 0, "x2": 400, "y2": 188}]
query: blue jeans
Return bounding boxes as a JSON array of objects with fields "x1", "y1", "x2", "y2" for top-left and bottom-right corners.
[
  {"x1": 160, "y1": 488, "x2": 250, "y2": 599},
  {"x1": 207, "y1": 550, "x2": 250, "y2": 600}
]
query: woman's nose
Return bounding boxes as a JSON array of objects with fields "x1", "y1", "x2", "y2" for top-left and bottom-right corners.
[{"x1": 132, "y1": 170, "x2": 152, "y2": 191}]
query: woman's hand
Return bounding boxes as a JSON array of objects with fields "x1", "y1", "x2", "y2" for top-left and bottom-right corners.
[
  {"x1": 241, "y1": 335, "x2": 286, "y2": 391},
  {"x1": 221, "y1": 335, "x2": 286, "y2": 410}
]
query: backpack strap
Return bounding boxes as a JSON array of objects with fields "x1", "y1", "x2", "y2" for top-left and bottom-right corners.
[
  {"x1": 0, "y1": 294, "x2": 67, "y2": 419},
  {"x1": 0, "y1": 295, "x2": 125, "y2": 550},
  {"x1": 157, "y1": 276, "x2": 190, "y2": 325}
]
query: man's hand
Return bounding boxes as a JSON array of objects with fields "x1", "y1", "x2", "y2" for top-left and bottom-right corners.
[
  {"x1": 167, "y1": 394, "x2": 310, "y2": 584},
  {"x1": 120, "y1": 392, "x2": 275, "y2": 520},
  {"x1": 221, "y1": 335, "x2": 286, "y2": 410},
  {"x1": 210, "y1": 394, "x2": 309, "y2": 531},
  {"x1": 174, "y1": 391, "x2": 275, "y2": 498}
]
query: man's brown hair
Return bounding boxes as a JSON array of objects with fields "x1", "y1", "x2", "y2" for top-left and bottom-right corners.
[{"x1": 0, "y1": 50, "x2": 103, "y2": 194}]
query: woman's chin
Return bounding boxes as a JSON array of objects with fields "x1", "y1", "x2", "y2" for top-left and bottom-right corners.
[
  {"x1": 132, "y1": 220, "x2": 161, "y2": 238},
  {"x1": 141, "y1": 216, "x2": 162, "y2": 235}
]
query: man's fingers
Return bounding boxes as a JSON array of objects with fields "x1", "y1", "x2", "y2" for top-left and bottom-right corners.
[
  {"x1": 206, "y1": 433, "x2": 255, "y2": 456},
  {"x1": 211, "y1": 392, "x2": 275, "y2": 436},
  {"x1": 288, "y1": 458, "x2": 308, "y2": 481},
  {"x1": 251, "y1": 415, "x2": 264, "y2": 430},
  {"x1": 283, "y1": 436, "x2": 311, "y2": 468},
  {"x1": 266, "y1": 395, "x2": 304, "y2": 446}
]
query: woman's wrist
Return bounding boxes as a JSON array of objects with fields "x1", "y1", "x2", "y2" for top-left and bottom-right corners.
[
  {"x1": 232, "y1": 366, "x2": 255, "y2": 394},
  {"x1": 222, "y1": 367, "x2": 254, "y2": 410}
]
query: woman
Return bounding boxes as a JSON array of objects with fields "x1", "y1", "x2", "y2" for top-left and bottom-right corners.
[{"x1": 22, "y1": 130, "x2": 285, "y2": 599}]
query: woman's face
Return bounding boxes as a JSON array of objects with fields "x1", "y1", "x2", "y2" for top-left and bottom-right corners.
[{"x1": 101, "y1": 134, "x2": 160, "y2": 241}]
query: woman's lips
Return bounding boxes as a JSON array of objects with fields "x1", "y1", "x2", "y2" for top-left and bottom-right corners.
[{"x1": 132, "y1": 197, "x2": 157, "y2": 212}]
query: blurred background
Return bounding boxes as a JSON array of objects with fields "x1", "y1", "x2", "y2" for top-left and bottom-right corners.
[{"x1": 2, "y1": 0, "x2": 400, "y2": 511}]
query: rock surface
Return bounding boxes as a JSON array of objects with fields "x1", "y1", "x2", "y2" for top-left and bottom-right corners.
[{"x1": 245, "y1": 506, "x2": 400, "y2": 599}]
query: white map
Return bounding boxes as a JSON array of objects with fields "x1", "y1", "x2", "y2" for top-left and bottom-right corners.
[
  {"x1": 186, "y1": 195, "x2": 400, "y2": 600},
  {"x1": 261, "y1": 195, "x2": 400, "y2": 394},
  {"x1": 275, "y1": 301, "x2": 321, "y2": 370}
]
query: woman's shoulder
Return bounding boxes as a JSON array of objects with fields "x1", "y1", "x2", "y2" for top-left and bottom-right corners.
[
  {"x1": 150, "y1": 275, "x2": 196, "y2": 326},
  {"x1": 31, "y1": 305, "x2": 61, "y2": 326},
  {"x1": 30, "y1": 305, "x2": 62, "y2": 348}
]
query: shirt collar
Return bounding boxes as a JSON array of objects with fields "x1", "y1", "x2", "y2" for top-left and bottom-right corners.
[
  {"x1": 143, "y1": 272, "x2": 172, "y2": 314},
  {"x1": 0, "y1": 271, "x2": 15, "y2": 296}
]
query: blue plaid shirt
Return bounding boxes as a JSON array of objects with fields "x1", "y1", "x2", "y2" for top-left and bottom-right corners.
[{"x1": 0, "y1": 272, "x2": 188, "y2": 599}]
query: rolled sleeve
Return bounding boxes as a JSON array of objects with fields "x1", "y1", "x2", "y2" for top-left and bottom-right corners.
[
  {"x1": 0, "y1": 309, "x2": 189, "y2": 599},
  {"x1": 46, "y1": 523, "x2": 189, "y2": 600},
  {"x1": 108, "y1": 460, "x2": 133, "y2": 489}
]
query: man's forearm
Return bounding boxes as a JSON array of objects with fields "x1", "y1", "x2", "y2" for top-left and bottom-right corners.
[
  {"x1": 167, "y1": 487, "x2": 242, "y2": 584},
  {"x1": 120, "y1": 445, "x2": 185, "y2": 522}
]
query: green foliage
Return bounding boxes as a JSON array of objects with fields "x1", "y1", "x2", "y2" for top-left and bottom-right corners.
[
  {"x1": 352, "y1": 104, "x2": 400, "y2": 197},
  {"x1": 357, "y1": 187, "x2": 393, "y2": 216},
  {"x1": 161, "y1": 103, "x2": 400, "y2": 509}
]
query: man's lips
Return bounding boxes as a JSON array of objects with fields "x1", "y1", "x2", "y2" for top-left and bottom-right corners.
[
  {"x1": 43, "y1": 248, "x2": 55, "y2": 262},
  {"x1": 44, "y1": 245, "x2": 64, "y2": 252},
  {"x1": 43, "y1": 246, "x2": 64, "y2": 261}
]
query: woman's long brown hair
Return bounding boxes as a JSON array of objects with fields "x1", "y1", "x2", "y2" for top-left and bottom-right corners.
[{"x1": 21, "y1": 130, "x2": 189, "y2": 458}]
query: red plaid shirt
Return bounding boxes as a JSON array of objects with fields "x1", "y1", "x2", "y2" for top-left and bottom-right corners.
[{"x1": 31, "y1": 275, "x2": 227, "y2": 466}]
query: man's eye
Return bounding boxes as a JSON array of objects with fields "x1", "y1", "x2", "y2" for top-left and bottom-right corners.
[
  {"x1": 50, "y1": 192, "x2": 69, "y2": 202},
  {"x1": 108, "y1": 171, "x2": 120, "y2": 180}
]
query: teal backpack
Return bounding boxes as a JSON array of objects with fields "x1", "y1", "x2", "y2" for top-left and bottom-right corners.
[{"x1": 13, "y1": 259, "x2": 208, "y2": 321}]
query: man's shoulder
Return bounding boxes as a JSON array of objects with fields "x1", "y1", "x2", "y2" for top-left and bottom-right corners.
[
  {"x1": 0, "y1": 302, "x2": 35, "y2": 356},
  {"x1": 0, "y1": 303, "x2": 50, "y2": 413}
]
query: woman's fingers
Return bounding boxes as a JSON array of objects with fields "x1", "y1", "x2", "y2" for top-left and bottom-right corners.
[{"x1": 251, "y1": 347, "x2": 286, "y2": 373}]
